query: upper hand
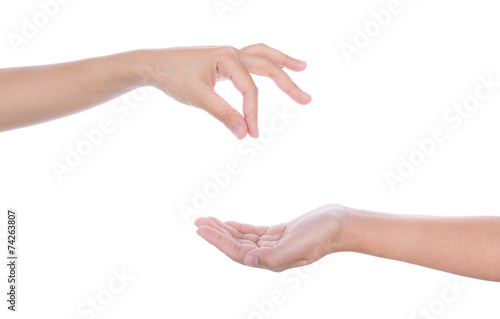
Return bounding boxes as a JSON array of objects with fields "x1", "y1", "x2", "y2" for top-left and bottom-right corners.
[{"x1": 145, "y1": 43, "x2": 311, "y2": 139}]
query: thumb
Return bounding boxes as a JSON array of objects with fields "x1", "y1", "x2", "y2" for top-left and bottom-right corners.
[
  {"x1": 244, "y1": 246, "x2": 295, "y2": 271},
  {"x1": 200, "y1": 89, "x2": 248, "y2": 139}
]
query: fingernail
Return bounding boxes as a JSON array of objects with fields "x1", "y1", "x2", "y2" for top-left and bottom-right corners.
[
  {"x1": 232, "y1": 124, "x2": 245, "y2": 139},
  {"x1": 245, "y1": 254, "x2": 261, "y2": 267},
  {"x1": 297, "y1": 59, "x2": 306, "y2": 65}
]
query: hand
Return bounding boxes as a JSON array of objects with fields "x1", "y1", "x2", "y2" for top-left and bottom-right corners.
[
  {"x1": 144, "y1": 43, "x2": 311, "y2": 139},
  {"x1": 195, "y1": 204, "x2": 348, "y2": 272}
]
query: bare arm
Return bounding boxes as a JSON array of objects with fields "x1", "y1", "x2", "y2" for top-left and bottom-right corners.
[
  {"x1": 0, "y1": 44, "x2": 311, "y2": 138},
  {"x1": 340, "y1": 208, "x2": 500, "y2": 281},
  {"x1": 0, "y1": 51, "x2": 143, "y2": 132},
  {"x1": 195, "y1": 204, "x2": 500, "y2": 281}
]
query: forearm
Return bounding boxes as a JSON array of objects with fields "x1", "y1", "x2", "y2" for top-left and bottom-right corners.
[
  {"x1": 0, "y1": 50, "x2": 151, "y2": 132},
  {"x1": 338, "y1": 208, "x2": 500, "y2": 281}
]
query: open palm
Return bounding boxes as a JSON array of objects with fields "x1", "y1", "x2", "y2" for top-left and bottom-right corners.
[{"x1": 195, "y1": 204, "x2": 347, "y2": 272}]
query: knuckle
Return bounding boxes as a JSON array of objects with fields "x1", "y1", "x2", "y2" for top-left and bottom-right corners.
[
  {"x1": 219, "y1": 45, "x2": 237, "y2": 57},
  {"x1": 216, "y1": 109, "x2": 235, "y2": 124},
  {"x1": 254, "y1": 43, "x2": 268, "y2": 49},
  {"x1": 244, "y1": 43, "x2": 267, "y2": 53},
  {"x1": 285, "y1": 82, "x2": 299, "y2": 95},
  {"x1": 250, "y1": 85, "x2": 259, "y2": 96},
  {"x1": 285, "y1": 87, "x2": 294, "y2": 95},
  {"x1": 326, "y1": 203, "x2": 345, "y2": 211},
  {"x1": 244, "y1": 85, "x2": 258, "y2": 98},
  {"x1": 265, "y1": 64, "x2": 281, "y2": 79}
]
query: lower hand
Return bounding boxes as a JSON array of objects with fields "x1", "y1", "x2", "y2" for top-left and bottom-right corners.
[{"x1": 195, "y1": 204, "x2": 348, "y2": 272}]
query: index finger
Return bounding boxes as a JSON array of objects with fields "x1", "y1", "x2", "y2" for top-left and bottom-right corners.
[
  {"x1": 241, "y1": 43, "x2": 307, "y2": 72},
  {"x1": 196, "y1": 226, "x2": 255, "y2": 264},
  {"x1": 216, "y1": 48, "x2": 259, "y2": 138},
  {"x1": 225, "y1": 221, "x2": 269, "y2": 237}
]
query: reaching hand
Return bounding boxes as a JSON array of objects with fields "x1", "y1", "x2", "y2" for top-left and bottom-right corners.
[
  {"x1": 195, "y1": 204, "x2": 348, "y2": 272},
  {"x1": 146, "y1": 43, "x2": 312, "y2": 139},
  {"x1": 0, "y1": 43, "x2": 309, "y2": 135}
]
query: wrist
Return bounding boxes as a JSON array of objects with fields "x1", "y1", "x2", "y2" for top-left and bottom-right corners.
[
  {"x1": 330, "y1": 205, "x2": 369, "y2": 254},
  {"x1": 320, "y1": 204, "x2": 358, "y2": 254},
  {"x1": 336, "y1": 207, "x2": 404, "y2": 258},
  {"x1": 97, "y1": 50, "x2": 157, "y2": 90},
  {"x1": 120, "y1": 50, "x2": 157, "y2": 88}
]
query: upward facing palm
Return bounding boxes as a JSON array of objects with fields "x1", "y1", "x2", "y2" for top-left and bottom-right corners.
[{"x1": 195, "y1": 204, "x2": 346, "y2": 272}]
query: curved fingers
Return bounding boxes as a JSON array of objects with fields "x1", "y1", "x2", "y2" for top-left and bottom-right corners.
[
  {"x1": 196, "y1": 87, "x2": 248, "y2": 139},
  {"x1": 195, "y1": 217, "x2": 234, "y2": 238},
  {"x1": 196, "y1": 226, "x2": 256, "y2": 263},
  {"x1": 241, "y1": 43, "x2": 307, "y2": 71},
  {"x1": 238, "y1": 52, "x2": 311, "y2": 105},
  {"x1": 215, "y1": 50, "x2": 259, "y2": 138},
  {"x1": 225, "y1": 220, "x2": 270, "y2": 237}
]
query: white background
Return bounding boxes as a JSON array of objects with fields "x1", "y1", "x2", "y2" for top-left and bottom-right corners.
[{"x1": 1, "y1": 0, "x2": 500, "y2": 318}]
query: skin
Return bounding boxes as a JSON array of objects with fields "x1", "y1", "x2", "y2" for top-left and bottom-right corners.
[
  {"x1": 0, "y1": 43, "x2": 311, "y2": 138},
  {"x1": 6, "y1": 42, "x2": 497, "y2": 283},
  {"x1": 195, "y1": 204, "x2": 500, "y2": 282}
]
